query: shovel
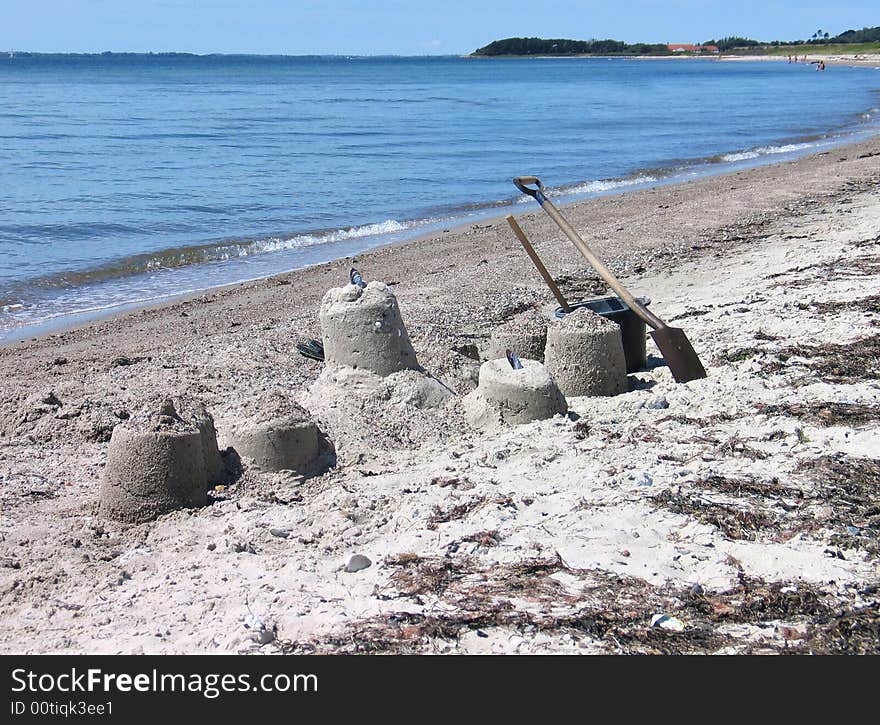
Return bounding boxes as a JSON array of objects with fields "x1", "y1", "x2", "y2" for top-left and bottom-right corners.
[
  {"x1": 505, "y1": 215, "x2": 572, "y2": 313},
  {"x1": 513, "y1": 176, "x2": 707, "y2": 383}
]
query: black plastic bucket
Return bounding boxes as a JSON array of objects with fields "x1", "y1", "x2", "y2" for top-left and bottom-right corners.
[{"x1": 554, "y1": 296, "x2": 650, "y2": 373}]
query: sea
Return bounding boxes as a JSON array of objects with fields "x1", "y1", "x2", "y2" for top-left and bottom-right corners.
[{"x1": 1, "y1": 54, "x2": 879, "y2": 340}]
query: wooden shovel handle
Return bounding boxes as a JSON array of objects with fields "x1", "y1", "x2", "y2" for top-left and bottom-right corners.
[
  {"x1": 505, "y1": 216, "x2": 571, "y2": 312},
  {"x1": 513, "y1": 176, "x2": 667, "y2": 331}
]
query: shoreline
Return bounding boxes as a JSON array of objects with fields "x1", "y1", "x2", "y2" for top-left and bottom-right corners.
[
  {"x1": 2, "y1": 133, "x2": 878, "y2": 358},
  {"x1": 1, "y1": 131, "x2": 878, "y2": 653},
  {"x1": 4, "y1": 125, "x2": 880, "y2": 347},
  {"x1": 466, "y1": 52, "x2": 880, "y2": 68}
]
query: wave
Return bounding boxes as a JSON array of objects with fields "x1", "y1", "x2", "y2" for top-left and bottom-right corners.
[
  {"x1": 564, "y1": 174, "x2": 659, "y2": 195},
  {"x1": 0, "y1": 218, "x2": 423, "y2": 308},
  {"x1": 3, "y1": 112, "x2": 879, "y2": 337},
  {"x1": 719, "y1": 141, "x2": 818, "y2": 163}
]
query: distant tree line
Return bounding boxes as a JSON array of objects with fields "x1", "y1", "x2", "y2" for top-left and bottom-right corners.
[
  {"x1": 706, "y1": 26, "x2": 880, "y2": 48},
  {"x1": 475, "y1": 25, "x2": 880, "y2": 56},
  {"x1": 827, "y1": 26, "x2": 880, "y2": 43},
  {"x1": 701, "y1": 37, "x2": 759, "y2": 51},
  {"x1": 472, "y1": 37, "x2": 669, "y2": 56}
]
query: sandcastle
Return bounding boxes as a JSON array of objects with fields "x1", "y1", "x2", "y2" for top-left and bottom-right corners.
[
  {"x1": 320, "y1": 281, "x2": 419, "y2": 375},
  {"x1": 98, "y1": 396, "x2": 222, "y2": 524},
  {"x1": 308, "y1": 279, "x2": 452, "y2": 409},
  {"x1": 484, "y1": 309, "x2": 547, "y2": 363},
  {"x1": 463, "y1": 358, "x2": 567, "y2": 430},
  {"x1": 544, "y1": 308, "x2": 628, "y2": 397},
  {"x1": 225, "y1": 396, "x2": 322, "y2": 473},
  {"x1": 302, "y1": 279, "x2": 453, "y2": 459}
]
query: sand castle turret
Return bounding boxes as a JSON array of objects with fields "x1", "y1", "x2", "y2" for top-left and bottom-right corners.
[
  {"x1": 226, "y1": 396, "x2": 322, "y2": 473},
  {"x1": 319, "y1": 281, "x2": 419, "y2": 376},
  {"x1": 544, "y1": 309, "x2": 627, "y2": 397},
  {"x1": 463, "y1": 358, "x2": 567, "y2": 430},
  {"x1": 484, "y1": 310, "x2": 548, "y2": 363},
  {"x1": 98, "y1": 396, "x2": 222, "y2": 524}
]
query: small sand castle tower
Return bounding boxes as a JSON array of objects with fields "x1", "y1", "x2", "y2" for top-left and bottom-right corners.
[
  {"x1": 463, "y1": 357, "x2": 567, "y2": 430},
  {"x1": 226, "y1": 395, "x2": 322, "y2": 473},
  {"x1": 320, "y1": 281, "x2": 419, "y2": 376},
  {"x1": 98, "y1": 396, "x2": 222, "y2": 524},
  {"x1": 544, "y1": 308, "x2": 627, "y2": 397},
  {"x1": 303, "y1": 279, "x2": 453, "y2": 461},
  {"x1": 485, "y1": 309, "x2": 548, "y2": 363}
]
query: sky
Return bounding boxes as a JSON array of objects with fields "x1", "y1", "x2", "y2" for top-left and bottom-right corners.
[{"x1": 1, "y1": 0, "x2": 876, "y2": 55}]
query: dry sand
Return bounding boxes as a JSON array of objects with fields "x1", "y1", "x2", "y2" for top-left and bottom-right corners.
[
  {"x1": 0, "y1": 137, "x2": 878, "y2": 654},
  {"x1": 719, "y1": 53, "x2": 880, "y2": 68}
]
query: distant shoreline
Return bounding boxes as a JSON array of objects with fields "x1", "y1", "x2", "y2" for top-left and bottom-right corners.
[
  {"x1": 464, "y1": 53, "x2": 880, "y2": 68},
  {"x1": 4, "y1": 51, "x2": 879, "y2": 68}
]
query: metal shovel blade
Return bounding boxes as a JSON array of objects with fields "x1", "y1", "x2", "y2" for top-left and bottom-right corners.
[{"x1": 650, "y1": 326, "x2": 707, "y2": 383}]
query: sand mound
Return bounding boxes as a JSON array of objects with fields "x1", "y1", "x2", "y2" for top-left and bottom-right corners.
[
  {"x1": 222, "y1": 394, "x2": 328, "y2": 474},
  {"x1": 301, "y1": 365, "x2": 459, "y2": 464}
]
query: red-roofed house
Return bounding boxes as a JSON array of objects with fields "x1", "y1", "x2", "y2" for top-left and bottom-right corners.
[{"x1": 667, "y1": 44, "x2": 720, "y2": 53}]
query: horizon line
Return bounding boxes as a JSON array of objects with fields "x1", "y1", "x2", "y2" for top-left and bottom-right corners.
[{"x1": 1, "y1": 50, "x2": 468, "y2": 58}]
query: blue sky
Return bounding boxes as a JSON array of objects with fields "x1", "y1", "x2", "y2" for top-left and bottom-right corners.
[{"x1": 1, "y1": 0, "x2": 876, "y2": 55}]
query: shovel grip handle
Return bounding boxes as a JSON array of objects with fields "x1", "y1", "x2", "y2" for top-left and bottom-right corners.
[{"x1": 513, "y1": 176, "x2": 545, "y2": 198}]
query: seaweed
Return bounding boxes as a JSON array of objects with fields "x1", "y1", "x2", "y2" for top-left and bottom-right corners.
[
  {"x1": 808, "y1": 293, "x2": 880, "y2": 316},
  {"x1": 768, "y1": 254, "x2": 880, "y2": 289},
  {"x1": 651, "y1": 488, "x2": 783, "y2": 540},
  {"x1": 457, "y1": 530, "x2": 502, "y2": 547},
  {"x1": 656, "y1": 412, "x2": 736, "y2": 427},
  {"x1": 693, "y1": 474, "x2": 804, "y2": 500},
  {"x1": 757, "y1": 401, "x2": 880, "y2": 427},
  {"x1": 426, "y1": 497, "x2": 486, "y2": 529},
  {"x1": 786, "y1": 334, "x2": 880, "y2": 383},
  {"x1": 796, "y1": 454, "x2": 880, "y2": 525},
  {"x1": 724, "y1": 334, "x2": 880, "y2": 383},
  {"x1": 282, "y1": 555, "x2": 879, "y2": 654}
]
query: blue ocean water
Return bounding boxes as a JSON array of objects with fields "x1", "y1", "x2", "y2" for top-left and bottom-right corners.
[{"x1": 0, "y1": 54, "x2": 878, "y2": 338}]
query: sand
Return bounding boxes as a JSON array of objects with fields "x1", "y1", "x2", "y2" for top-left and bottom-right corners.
[
  {"x1": 0, "y1": 137, "x2": 878, "y2": 654},
  {"x1": 719, "y1": 53, "x2": 880, "y2": 68}
]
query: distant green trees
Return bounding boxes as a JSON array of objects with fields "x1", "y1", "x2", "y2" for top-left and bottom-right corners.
[
  {"x1": 702, "y1": 37, "x2": 759, "y2": 51},
  {"x1": 830, "y1": 26, "x2": 880, "y2": 43},
  {"x1": 766, "y1": 25, "x2": 879, "y2": 46},
  {"x1": 474, "y1": 25, "x2": 880, "y2": 57},
  {"x1": 472, "y1": 37, "x2": 669, "y2": 56}
]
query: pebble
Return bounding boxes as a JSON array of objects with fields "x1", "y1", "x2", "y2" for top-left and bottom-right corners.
[
  {"x1": 645, "y1": 395, "x2": 669, "y2": 410},
  {"x1": 269, "y1": 528, "x2": 290, "y2": 538},
  {"x1": 342, "y1": 526, "x2": 362, "y2": 540},
  {"x1": 243, "y1": 613, "x2": 276, "y2": 645},
  {"x1": 251, "y1": 629, "x2": 275, "y2": 645},
  {"x1": 650, "y1": 614, "x2": 685, "y2": 632},
  {"x1": 630, "y1": 471, "x2": 653, "y2": 487},
  {"x1": 344, "y1": 553, "x2": 372, "y2": 572}
]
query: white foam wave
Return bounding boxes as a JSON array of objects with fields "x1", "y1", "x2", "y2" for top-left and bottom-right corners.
[
  {"x1": 565, "y1": 174, "x2": 657, "y2": 195},
  {"x1": 721, "y1": 142, "x2": 816, "y2": 163},
  {"x1": 172, "y1": 218, "x2": 419, "y2": 265},
  {"x1": 246, "y1": 219, "x2": 412, "y2": 256},
  {"x1": 514, "y1": 174, "x2": 658, "y2": 203}
]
